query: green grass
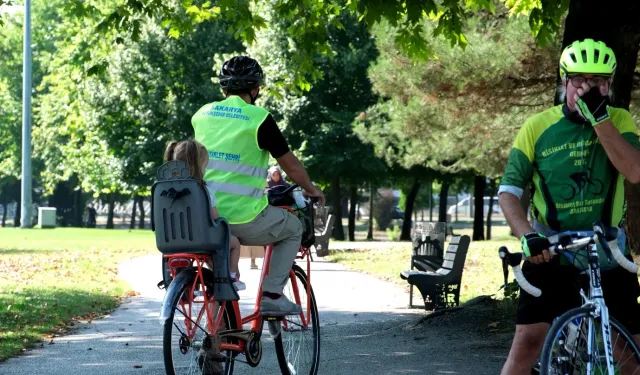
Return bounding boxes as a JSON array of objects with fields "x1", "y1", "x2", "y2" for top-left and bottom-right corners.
[
  {"x1": 0, "y1": 228, "x2": 156, "y2": 360},
  {"x1": 327, "y1": 226, "x2": 521, "y2": 303}
]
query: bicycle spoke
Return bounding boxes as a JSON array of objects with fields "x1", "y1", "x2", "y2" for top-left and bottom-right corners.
[{"x1": 176, "y1": 306, "x2": 210, "y2": 336}]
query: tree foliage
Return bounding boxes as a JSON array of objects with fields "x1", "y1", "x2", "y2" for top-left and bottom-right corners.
[
  {"x1": 247, "y1": 11, "x2": 387, "y2": 186},
  {"x1": 0, "y1": 0, "x2": 572, "y2": 91},
  {"x1": 356, "y1": 12, "x2": 559, "y2": 177},
  {"x1": 34, "y1": 6, "x2": 243, "y2": 197}
]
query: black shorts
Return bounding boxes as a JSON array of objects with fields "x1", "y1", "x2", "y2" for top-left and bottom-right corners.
[{"x1": 516, "y1": 256, "x2": 640, "y2": 334}]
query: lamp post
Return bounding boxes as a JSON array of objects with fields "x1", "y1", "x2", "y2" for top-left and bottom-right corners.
[{"x1": 20, "y1": 0, "x2": 32, "y2": 228}]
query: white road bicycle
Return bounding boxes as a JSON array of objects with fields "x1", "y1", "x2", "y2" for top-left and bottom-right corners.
[{"x1": 499, "y1": 223, "x2": 640, "y2": 375}]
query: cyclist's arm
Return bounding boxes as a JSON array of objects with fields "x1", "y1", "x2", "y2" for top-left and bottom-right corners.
[
  {"x1": 257, "y1": 115, "x2": 322, "y2": 199},
  {"x1": 499, "y1": 118, "x2": 536, "y2": 238},
  {"x1": 594, "y1": 111, "x2": 640, "y2": 183},
  {"x1": 275, "y1": 152, "x2": 315, "y2": 193},
  {"x1": 499, "y1": 192, "x2": 533, "y2": 239}
]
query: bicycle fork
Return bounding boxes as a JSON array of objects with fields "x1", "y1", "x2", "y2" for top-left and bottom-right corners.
[
  {"x1": 585, "y1": 250, "x2": 615, "y2": 375},
  {"x1": 596, "y1": 305, "x2": 615, "y2": 374}
]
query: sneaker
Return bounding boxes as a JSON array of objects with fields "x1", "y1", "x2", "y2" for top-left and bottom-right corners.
[
  {"x1": 233, "y1": 280, "x2": 246, "y2": 291},
  {"x1": 250, "y1": 263, "x2": 259, "y2": 270},
  {"x1": 260, "y1": 295, "x2": 302, "y2": 316}
]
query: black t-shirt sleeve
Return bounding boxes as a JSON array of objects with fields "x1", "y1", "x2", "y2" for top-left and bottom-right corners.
[{"x1": 257, "y1": 114, "x2": 290, "y2": 158}]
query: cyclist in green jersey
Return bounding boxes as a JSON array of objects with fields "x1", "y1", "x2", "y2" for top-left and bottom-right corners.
[{"x1": 498, "y1": 39, "x2": 640, "y2": 375}]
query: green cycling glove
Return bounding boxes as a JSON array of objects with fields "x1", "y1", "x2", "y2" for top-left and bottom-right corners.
[
  {"x1": 575, "y1": 89, "x2": 611, "y2": 126},
  {"x1": 521, "y1": 232, "x2": 551, "y2": 258}
]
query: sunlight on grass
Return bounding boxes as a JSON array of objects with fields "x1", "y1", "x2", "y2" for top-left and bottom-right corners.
[
  {"x1": 327, "y1": 226, "x2": 521, "y2": 303},
  {"x1": 0, "y1": 228, "x2": 156, "y2": 360}
]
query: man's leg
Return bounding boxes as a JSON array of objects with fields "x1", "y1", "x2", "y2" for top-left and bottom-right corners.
[
  {"x1": 501, "y1": 323, "x2": 549, "y2": 375},
  {"x1": 230, "y1": 205, "x2": 302, "y2": 295},
  {"x1": 503, "y1": 259, "x2": 581, "y2": 374}
]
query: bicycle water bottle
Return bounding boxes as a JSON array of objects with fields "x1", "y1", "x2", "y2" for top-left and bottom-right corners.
[
  {"x1": 565, "y1": 318, "x2": 581, "y2": 352},
  {"x1": 554, "y1": 317, "x2": 580, "y2": 352},
  {"x1": 292, "y1": 189, "x2": 308, "y2": 209}
]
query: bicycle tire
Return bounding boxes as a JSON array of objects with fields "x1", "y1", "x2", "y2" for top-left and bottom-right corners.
[
  {"x1": 540, "y1": 306, "x2": 640, "y2": 375},
  {"x1": 274, "y1": 263, "x2": 320, "y2": 375},
  {"x1": 163, "y1": 267, "x2": 237, "y2": 375}
]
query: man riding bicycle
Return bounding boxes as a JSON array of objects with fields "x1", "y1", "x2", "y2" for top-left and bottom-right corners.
[
  {"x1": 498, "y1": 39, "x2": 640, "y2": 375},
  {"x1": 192, "y1": 56, "x2": 325, "y2": 316}
]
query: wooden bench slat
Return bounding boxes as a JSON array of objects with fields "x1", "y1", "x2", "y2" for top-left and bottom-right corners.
[{"x1": 449, "y1": 236, "x2": 461, "y2": 245}]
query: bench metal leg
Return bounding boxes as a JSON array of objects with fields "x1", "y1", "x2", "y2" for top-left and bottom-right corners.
[
  {"x1": 409, "y1": 283, "x2": 414, "y2": 308},
  {"x1": 408, "y1": 263, "x2": 416, "y2": 308}
]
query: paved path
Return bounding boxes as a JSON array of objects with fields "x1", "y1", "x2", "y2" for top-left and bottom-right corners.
[{"x1": 4, "y1": 255, "x2": 489, "y2": 375}]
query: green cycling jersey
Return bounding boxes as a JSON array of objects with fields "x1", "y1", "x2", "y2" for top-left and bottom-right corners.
[{"x1": 500, "y1": 104, "x2": 640, "y2": 233}]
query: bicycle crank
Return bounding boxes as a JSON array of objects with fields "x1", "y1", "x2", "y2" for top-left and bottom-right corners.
[
  {"x1": 265, "y1": 316, "x2": 282, "y2": 337},
  {"x1": 244, "y1": 331, "x2": 262, "y2": 367}
]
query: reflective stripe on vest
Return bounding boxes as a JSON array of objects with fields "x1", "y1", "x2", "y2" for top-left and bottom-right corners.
[
  {"x1": 207, "y1": 160, "x2": 269, "y2": 179},
  {"x1": 207, "y1": 181, "x2": 265, "y2": 200}
]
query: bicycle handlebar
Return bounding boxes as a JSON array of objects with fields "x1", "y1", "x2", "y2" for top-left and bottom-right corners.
[
  {"x1": 499, "y1": 223, "x2": 639, "y2": 298},
  {"x1": 268, "y1": 184, "x2": 320, "y2": 204}
]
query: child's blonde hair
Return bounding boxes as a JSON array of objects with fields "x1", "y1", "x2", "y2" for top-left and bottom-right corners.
[{"x1": 164, "y1": 139, "x2": 209, "y2": 183}]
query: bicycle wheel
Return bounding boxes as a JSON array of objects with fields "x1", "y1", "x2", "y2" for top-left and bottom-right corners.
[
  {"x1": 163, "y1": 268, "x2": 237, "y2": 375},
  {"x1": 273, "y1": 263, "x2": 320, "y2": 375},
  {"x1": 540, "y1": 306, "x2": 640, "y2": 375}
]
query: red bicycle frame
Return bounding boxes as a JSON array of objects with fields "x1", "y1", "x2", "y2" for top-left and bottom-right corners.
[{"x1": 163, "y1": 206, "x2": 314, "y2": 355}]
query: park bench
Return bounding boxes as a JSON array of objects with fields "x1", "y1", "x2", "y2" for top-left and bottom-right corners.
[
  {"x1": 312, "y1": 213, "x2": 335, "y2": 259},
  {"x1": 409, "y1": 221, "x2": 448, "y2": 273},
  {"x1": 400, "y1": 234, "x2": 471, "y2": 310}
]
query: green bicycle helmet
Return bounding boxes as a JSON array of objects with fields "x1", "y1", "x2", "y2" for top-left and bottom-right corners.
[{"x1": 559, "y1": 39, "x2": 616, "y2": 77}]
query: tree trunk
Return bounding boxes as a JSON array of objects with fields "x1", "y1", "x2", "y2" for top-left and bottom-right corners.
[
  {"x1": 1, "y1": 202, "x2": 6, "y2": 227},
  {"x1": 130, "y1": 195, "x2": 138, "y2": 230},
  {"x1": 428, "y1": 180, "x2": 433, "y2": 221},
  {"x1": 557, "y1": 0, "x2": 640, "y2": 253},
  {"x1": 331, "y1": 175, "x2": 345, "y2": 240},
  {"x1": 455, "y1": 193, "x2": 459, "y2": 222},
  {"x1": 400, "y1": 180, "x2": 421, "y2": 241},
  {"x1": 14, "y1": 202, "x2": 21, "y2": 227},
  {"x1": 438, "y1": 179, "x2": 450, "y2": 223},
  {"x1": 106, "y1": 195, "x2": 115, "y2": 229},
  {"x1": 472, "y1": 176, "x2": 486, "y2": 241},
  {"x1": 137, "y1": 196, "x2": 145, "y2": 229},
  {"x1": 348, "y1": 186, "x2": 358, "y2": 241},
  {"x1": 486, "y1": 180, "x2": 497, "y2": 240},
  {"x1": 414, "y1": 207, "x2": 417, "y2": 224},
  {"x1": 367, "y1": 183, "x2": 374, "y2": 241}
]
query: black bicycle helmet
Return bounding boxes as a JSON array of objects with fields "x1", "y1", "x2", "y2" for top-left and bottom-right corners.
[{"x1": 219, "y1": 56, "x2": 264, "y2": 91}]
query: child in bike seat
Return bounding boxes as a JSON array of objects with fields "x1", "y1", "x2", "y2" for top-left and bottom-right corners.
[{"x1": 164, "y1": 139, "x2": 246, "y2": 291}]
